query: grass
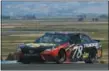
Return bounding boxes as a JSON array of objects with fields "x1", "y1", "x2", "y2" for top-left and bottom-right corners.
[{"x1": 1, "y1": 20, "x2": 108, "y2": 62}]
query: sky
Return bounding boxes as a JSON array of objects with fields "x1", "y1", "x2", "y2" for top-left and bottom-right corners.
[{"x1": 2, "y1": 1, "x2": 108, "y2": 17}]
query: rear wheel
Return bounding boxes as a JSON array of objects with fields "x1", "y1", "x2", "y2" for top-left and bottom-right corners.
[
  {"x1": 56, "y1": 49, "x2": 66, "y2": 64},
  {"x1": 84, "y1": 48, "x2": 97, "y2": 64}
]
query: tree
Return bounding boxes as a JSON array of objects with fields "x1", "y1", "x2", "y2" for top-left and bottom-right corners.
[
  {"x1": 92, "y1": 18, "x2": 99, "y2": 21},
  {"x1": 99, "y1": 14, "x2": 108, "y2": 19}
]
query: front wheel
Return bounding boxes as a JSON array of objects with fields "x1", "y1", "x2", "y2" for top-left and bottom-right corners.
[
  {"x1": 18, "y1": 57, "x2": 31, "y2": 64},
  {"x1": 56, "y1": 49, "x2": 66, "y2": 64}
]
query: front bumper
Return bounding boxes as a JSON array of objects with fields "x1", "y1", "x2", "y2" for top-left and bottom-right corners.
[
  {"x1": 17, "y1": 51, "x2": 57, "y2": 62},
  {"x1": 18, "y1": 53, "x2": 44, "y2": 62}
]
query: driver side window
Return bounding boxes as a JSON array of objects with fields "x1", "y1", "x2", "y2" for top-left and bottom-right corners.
[
  {"x1": 69, "y1": 34, "x2": 81, "y2": 44},
  {"x1": 81, "y1": 34, "x2": 92, "y2": 43}
]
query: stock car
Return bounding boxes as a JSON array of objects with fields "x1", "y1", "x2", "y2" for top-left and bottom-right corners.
[{"x1": 16, "y1": 32, "x2": 102, "y2": 64}]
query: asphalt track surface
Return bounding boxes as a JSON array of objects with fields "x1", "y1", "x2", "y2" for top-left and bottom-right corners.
[{"x1": 2, "y1": 63, "x2": 108, "y2": 70}]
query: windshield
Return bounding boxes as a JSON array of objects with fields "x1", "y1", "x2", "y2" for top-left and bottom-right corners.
[{"x1": 35, "y1": 33, "x2": 69, "y2": 44}]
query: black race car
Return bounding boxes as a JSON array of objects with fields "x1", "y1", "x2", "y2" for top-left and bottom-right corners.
[{"x1": 16, "y1": 32, "x2": 102, "y2": 64}]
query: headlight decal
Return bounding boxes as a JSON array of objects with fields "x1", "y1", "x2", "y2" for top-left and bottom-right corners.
[{"x1": 44, "y1": 49, "x2": 52, "y2": 51}]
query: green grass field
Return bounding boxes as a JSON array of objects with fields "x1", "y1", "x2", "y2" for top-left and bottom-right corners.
[{"x1": 1, "y1": 20, "x2": 108, "y2": 62}]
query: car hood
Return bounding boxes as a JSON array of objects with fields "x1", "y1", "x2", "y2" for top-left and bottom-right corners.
[{"x1": 20, "y1": 43, "x2": 57, "y2": 48}]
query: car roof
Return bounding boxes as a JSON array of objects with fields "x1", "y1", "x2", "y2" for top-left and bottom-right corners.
[{"x1": 45, "y1": 32, "x2": 86, "y2": 35}]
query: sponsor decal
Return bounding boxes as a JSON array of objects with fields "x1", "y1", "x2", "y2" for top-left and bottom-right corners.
[
  {"x1": 83, "y1": 52, "x2": 89, "y2": 59},
  {"x1": 25, "y1": 43, "x2": 56, "y2": 48},
  {"x1": 24, "y1": 54, "x2": 39, "y2": 56},
  {"x1": 65, "y1": 44, "x2": 75, "y2": 51},
  {"x1": 84, "y1": 43, "x2": 98, "y2": 48}
]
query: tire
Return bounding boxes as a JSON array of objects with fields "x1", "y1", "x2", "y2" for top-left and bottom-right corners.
[
  {"x1": 84, "y1": 48, "x2": 97, "y2": 64},
  {"x1": 56, "y1": 49, "x2": 66, "y2": 64},
  {"x1": 19, "y1": 57, "x2": 31, "y2": 64}
]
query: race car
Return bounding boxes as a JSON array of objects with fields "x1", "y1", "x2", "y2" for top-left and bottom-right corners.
[{"x1": 16, "y1": 32, "x2": 102, "y2": 64}]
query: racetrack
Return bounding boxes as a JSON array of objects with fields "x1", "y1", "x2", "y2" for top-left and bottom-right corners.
[
  {"x1": 2, "y1": 63, "x2": 108, "y2": 70},
  {"x1": 2, "y1": 20, "x2": 108, "y2": 70}
]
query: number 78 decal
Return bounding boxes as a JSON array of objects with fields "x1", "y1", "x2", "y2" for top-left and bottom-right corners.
[{"x1": 72, "y1": 45, "x2": 83, "y2": 59}]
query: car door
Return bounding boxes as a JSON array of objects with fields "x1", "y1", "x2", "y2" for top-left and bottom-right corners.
[
  {"x1": 80, "y1": 34, "x2": 93, "y2": 48},
  {"x1": 69, "y1": 34, "x2": 83, "y2": 61}
]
